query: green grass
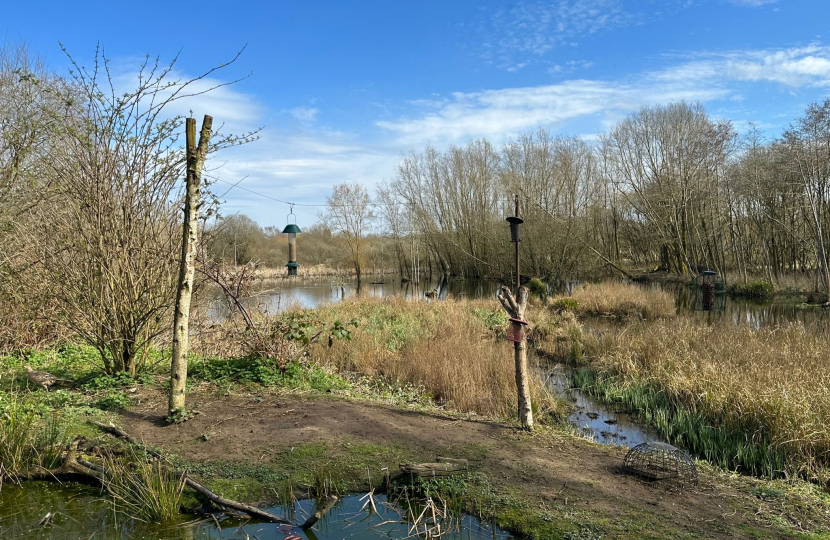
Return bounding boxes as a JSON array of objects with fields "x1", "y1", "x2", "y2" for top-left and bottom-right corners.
[
  {"x1": 573, "y1": 368, "x2": 791, "y2": 479},
  {"x1": 728, "y1": 280, "x2": 775, "y2": 299}
]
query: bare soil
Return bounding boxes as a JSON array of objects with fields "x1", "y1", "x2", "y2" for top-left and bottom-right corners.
[{"x1": 119, "y1": 387, "x2": 825, "y2": 540}]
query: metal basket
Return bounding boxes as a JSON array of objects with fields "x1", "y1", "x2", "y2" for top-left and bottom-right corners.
[{"x1": 622, "y1": 441, "x2": 698, "y2": 487}]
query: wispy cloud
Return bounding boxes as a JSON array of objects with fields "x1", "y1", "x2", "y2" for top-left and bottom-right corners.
[
  {"x1": 728, "y1": 0, "x2": 777, "y2": 7},
  {"x1": 377, "y1": 45, "x2": 830, "y2": 146},
  {"x1": 288, "y1": 106, "x2": 319, "y2": 122},
  {"x1": 476, "y1": 0, "x2": 696, "y2": 70}
]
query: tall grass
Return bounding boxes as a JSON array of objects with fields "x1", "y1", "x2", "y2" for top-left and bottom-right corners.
[
  {"x1": 311, "y1": 297, "x2": 564, "y2": 421},
  {"x1": 0, "y1": 405, "x2": 70, "y2": 488},
  {"x1": 581, "y1": 318, "x2": 830, "y2": 483},
  {"x1": 103, "y1": 449, "x2": 185, "y2": 522},
  {"x1": 559, "y1": 281, "x2": 675, "y2": 320}
]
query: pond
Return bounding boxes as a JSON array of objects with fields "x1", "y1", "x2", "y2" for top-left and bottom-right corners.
[
  {"x1": 0, "y1": 482, "x2": 514, "y2": 540},
  {"x1": 212, "y1": 275, "x2": 829, "y2": 331}
]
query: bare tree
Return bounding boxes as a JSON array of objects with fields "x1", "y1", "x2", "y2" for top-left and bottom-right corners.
[
  {"x1": 784, "y1": 99, "x2": 830, "y2": 296},
  {"x1": 19, "y1": 47, "x2": 254, "y2": 376},
  {"x1": 321, "y1": 183, "x2": 374, "y2": 284}
]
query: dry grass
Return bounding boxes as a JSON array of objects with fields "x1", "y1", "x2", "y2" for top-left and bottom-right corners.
[
  {"x1": 310, "y1": 297, "x2": 563, "y2": 421},
  {"x1": 590, "y1": 318, "x2": 830, "y2": 482},
  {"x1": 560, "y1": 281, "x2": 675, "y2": 320}
]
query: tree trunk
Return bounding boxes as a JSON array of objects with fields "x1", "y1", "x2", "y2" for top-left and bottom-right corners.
[
  {"x1": 169, "y1": 115, "x2": 213, "y2": 419},
  {"x1": 497, "y1": 285, "x2": 533, "y2": 430}
]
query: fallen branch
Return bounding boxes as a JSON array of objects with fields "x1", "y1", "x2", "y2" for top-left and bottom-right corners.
[
  {"x1": 183, "y1": 475, "x2": 292, "y2": 524},
  {"x1": 86, "y1": 420, "x2": 338, "y2": 527},
  {"x1": 300, "y1": 495, "x2": 339, "y2": 529}
]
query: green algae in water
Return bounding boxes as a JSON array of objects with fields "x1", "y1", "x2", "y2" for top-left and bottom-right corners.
[{"x1": 0, "y1": 482, "x2": 515, "y2": 539}]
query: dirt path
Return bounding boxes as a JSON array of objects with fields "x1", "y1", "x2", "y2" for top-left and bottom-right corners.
[{"x1": 119, "y1": 388, "x2": 820, "y2": 539}]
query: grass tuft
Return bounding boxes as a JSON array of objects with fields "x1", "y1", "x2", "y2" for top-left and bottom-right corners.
[{"x1": 559, "y1": 281, "x2": 675, "y2": 320}]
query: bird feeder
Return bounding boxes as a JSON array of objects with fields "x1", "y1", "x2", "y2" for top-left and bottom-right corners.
[
  {"x1": 283, "y1": 207, "x2": 301, "y2": 277},
  {"x1": 506, "y1": 216, "x2": 524, "y2": 243},
  {"x1": 506, "y1": 317, "x2": 528, "y2": 343},
  {"x1": 694, "y1": 270, "x2": 725, "y2": 312}
]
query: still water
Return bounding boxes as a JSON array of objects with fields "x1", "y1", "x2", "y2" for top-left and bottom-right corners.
[
  {"x1": 221, "y1": 275, "x2": 829, "y2": 330},
  {"x1": 0, "y1": 483, "x2": 513, "y2": 540}
]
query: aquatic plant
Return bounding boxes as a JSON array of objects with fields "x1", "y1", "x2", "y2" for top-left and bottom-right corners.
[{"x1": 102, "y1": 449, "x2": 185, "y2": 523}]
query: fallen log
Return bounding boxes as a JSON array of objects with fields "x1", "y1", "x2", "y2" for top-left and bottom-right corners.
[
  {"x1": 183, "y1": 475, "x2": 292, "y2": 524},
  {"x1": 300, "y1": 495, "x2": 339, "y2": 529},
  {"x1": 86, "y1": 420, "x2": 337, "y2": 527},
  {"x1": 399, "y1": 459, "x2": 468, "y2": 478}
]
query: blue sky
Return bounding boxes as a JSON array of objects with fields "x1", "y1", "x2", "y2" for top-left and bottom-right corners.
[{"x1": 5, "y1": 0, "x2": 830, "y2": 227}]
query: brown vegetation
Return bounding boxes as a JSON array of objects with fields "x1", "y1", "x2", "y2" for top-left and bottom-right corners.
[
  {"x1": 310, "y1": 297, "x2": 564, "y2": 421},
  {"x1": 559, "y1": 281, "x2": 676, "y2": 320},
  {"x1": 587, "y1": 317, "x2": 830, "y2": 483}
]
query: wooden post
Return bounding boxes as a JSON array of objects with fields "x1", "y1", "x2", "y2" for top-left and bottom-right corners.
[
  {"x1": 169, "y1": 115, "x2": 213, "y2": 420},
  {"x1": 498, "y1": 285, "x2": 533, "y2": 430}
]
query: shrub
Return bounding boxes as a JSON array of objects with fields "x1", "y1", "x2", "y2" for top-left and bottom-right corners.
[
  {"x1": 527, "y1": 278, "x2": 547, "y2": 301},
  {"x1": 728, "y1": 280, "x2": 775, "y2": 299}
]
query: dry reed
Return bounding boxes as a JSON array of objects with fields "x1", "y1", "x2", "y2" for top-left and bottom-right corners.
[
  {"x1": 563, "y1": 281, "x2": 675, "y2": 320},
  {"x1": 311, "y1": 297, "x2": 561, "y2": 421},
  {"x1": 590, "y1": 318, "x2": 830, "y2": 482}
]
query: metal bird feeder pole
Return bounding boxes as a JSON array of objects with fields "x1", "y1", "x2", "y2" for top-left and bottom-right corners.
[{"x1": 499, "y1": 194, "x2": 533, "y2": 430}]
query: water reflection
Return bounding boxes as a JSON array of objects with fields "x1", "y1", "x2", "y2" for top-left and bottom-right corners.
[
  {"x1": 0, "y1": 484, "x2": 514, "y2": 540},
  {"x1": 661, "y1": 282, "x2": 829, "y2": 331},
  {"x1": 543, "y1": 364, "x2": 663, "y2": 448}
]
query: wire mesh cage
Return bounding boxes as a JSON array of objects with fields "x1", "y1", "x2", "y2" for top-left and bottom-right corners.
[
  {"x1": 694, "y1": 270, "x2": 725, "y2": 312},
  {"x1": 622, "y1": 441, "x2": 698, "y2": 487}
]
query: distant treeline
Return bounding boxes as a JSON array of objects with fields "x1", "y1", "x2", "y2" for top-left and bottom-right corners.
[
  {"x1": 230, "y1": 99, "x2": 830, "y2": 293},
  {"x1": 370, "y1": 100, "x2": 830, "y2": 292}
]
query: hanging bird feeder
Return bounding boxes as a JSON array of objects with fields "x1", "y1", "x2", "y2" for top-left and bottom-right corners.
[
  {"x1": 694, "y1": 270, "x2": 725, "y2": 312},
  {"x1": 283, "y1": 206, "x2": 302, "y2": 276}
]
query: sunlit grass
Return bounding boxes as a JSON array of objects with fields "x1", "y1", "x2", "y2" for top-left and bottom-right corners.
[
  {"x1": 310, "y1": 297, "x2": 567, "y2": 422},
  {"x1": 582, "y1": 317, "x2": 830, "y2": 483},
  {"x1": 556, "y1": 281, "x2": 675, "y2": 320}
]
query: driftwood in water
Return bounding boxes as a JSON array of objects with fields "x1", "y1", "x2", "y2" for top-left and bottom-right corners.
[
  {"x1": 399, "y1": 457, "x2": 468, "y2": 478},
  {"x1": 300, "y1": 495, "x2": 339, "y2": 529},
  {"x1": 183, "y1": 475, "x2": 293, "y2": 524},
  {"x1": 86, "y1": 421, "x2": 337, "y2": 527}
]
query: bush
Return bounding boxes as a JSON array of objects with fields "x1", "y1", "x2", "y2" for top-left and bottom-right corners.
[
  {"x1": 549, "y1": 298, "x2": 579, "y2": 313},
  {"x1": 527, "y1": 278, "x2": 547, "y2": 301},
  {"x1": 728, "y1": 280, "x2": 775, "y2": 299}
]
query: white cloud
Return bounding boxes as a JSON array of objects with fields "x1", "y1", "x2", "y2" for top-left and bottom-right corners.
[
  {"x1": 477, "y1": 0, "x2": 695, "y2": 70},
  {"x1": 288, "y1": 106, "x2": 319, "y2": 122},
  {"x1": 728, "y1": 0, "x2": 777, "y2": 7},
  {"x1": 377, "y1": 45, "x2": 830, "y2": 146}
]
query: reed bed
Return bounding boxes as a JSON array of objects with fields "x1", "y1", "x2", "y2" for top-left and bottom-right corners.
[
  {"x1": 584, "y1": 318, "x2": 830, "y2": 483},
  {"x1": 559, "y1": 281, "x2": 676, "y2": 320},
  {"x1": 311, "y1": 297, "x2": 564, "y2": 421}
]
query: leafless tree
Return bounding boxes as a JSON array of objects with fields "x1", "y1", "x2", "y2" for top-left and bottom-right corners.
[
  {"x1": 16, "y1": 46, "x2": 255, "y2": 375},
  {"x1": 321, "y1": 183, "x2": 374, "y2": 285}
]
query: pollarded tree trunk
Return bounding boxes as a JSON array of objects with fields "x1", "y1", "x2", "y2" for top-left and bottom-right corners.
[
  {"x1": 497, "y1": 284, "x2": 533, "y2": 430},
  {"x1": 169, "y1": 115, "x2": 213, "y2": 419}
]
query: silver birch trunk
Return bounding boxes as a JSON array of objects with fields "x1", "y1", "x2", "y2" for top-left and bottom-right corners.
[{"x1": 169, "y1": 115, "x2": 213, "y2": 417}]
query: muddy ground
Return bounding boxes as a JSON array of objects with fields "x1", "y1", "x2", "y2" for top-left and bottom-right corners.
[{"x1": 118, "y1": 386, "x2": 826, "y2": 540}]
